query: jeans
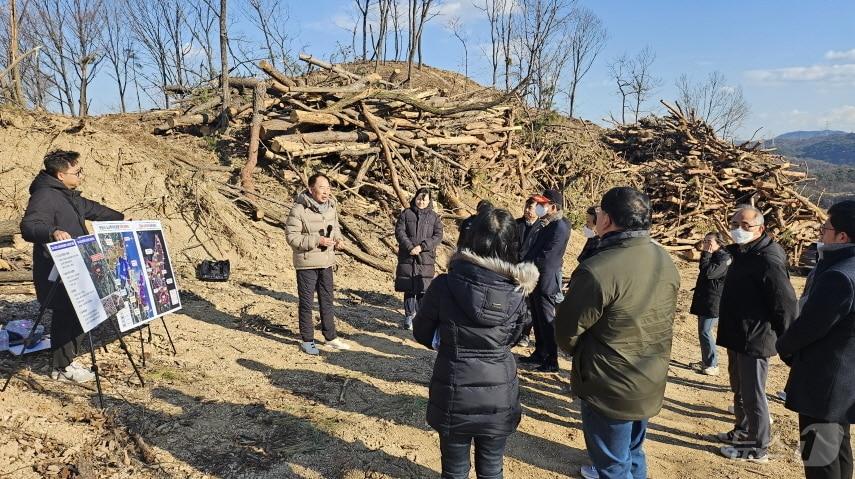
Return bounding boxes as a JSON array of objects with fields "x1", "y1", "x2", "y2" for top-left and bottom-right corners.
[
  {"x1": 296, "y1": 267, "x2": 336, "y2": 343},
  {"x1": 439, "y1": 434, "x2": 508, "y2": 479},
  {"x1": 580, "y1": 400, "x2": 648, "y2": 479},
  {"x1": 727, "y1": 349, "x2": 771, "y2": 452},
  {"x1": 403, "y1": 292, "x2": 423, "y2": 322},
  {"x1": 697, "y1": 316, "x2": 718, "y2": 367},
  {"x1": 799, "y1": 415, "x2": 853, "y2": 479}
]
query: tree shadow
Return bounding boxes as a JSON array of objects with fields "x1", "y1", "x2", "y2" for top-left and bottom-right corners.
[
  {"x1": 108, "y1": 385, "x2": 439, "y2": 478},
  {"x1": 239, "y1": 357, "x2": 587, "y2": 477},
  {"x1": 667, "y1": 374, "x2": 731, "y2": 393},
  {"x1": 662, "y1": 396, "x2": 731, "y2": 422}
]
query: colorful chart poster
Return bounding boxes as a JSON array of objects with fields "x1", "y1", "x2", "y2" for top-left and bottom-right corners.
[
  {"x1": 47, "y1": 238, "x2": 109, "y2": 333},
  {"x1": 93, "y1": 221, "x2": 181, "y2": 332},
  {"x1": 133, "y1": 221, "x2": 182, "y2": 316}
]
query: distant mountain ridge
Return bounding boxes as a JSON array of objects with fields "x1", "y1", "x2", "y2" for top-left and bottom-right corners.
[{"x1": 769, "y1": 130, "x2": 855, "y2": 165}]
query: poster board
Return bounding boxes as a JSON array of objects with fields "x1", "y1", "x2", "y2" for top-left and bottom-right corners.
[{"x1": 46, "y1": 221, "x2": 182, "y2": 333}]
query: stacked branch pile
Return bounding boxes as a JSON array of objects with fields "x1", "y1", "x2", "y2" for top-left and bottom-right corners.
[{"x1": 604, "y1": 101, "x2": 824, "y2": 264}]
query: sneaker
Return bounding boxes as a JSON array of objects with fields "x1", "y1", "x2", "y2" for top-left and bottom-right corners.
[
  {"x1": 580, "y1": 464, "x2": 598, "y2": 479},
  {"x1": 720, "y1": 445, "x2": 769, "y2": 463},
  {"x1": 402, "y1": 318, "x2": 413, "y2": 331},
  {"x1": 300, "y1": 341, "x2": 320, "y2": 355},
  {"x1": 727, "y1": 405, "x2": 735, "y2": 414},
  {"x1": 701, "y1": 366, "x2": 720, "y2": 376},
  {"x1": 326, "y1": 338, "x2": 351, "y2": 350},
  {"x1": 517, "y1": 335, "x2": 531, "y2": 348},
  {"x1": 50, "y1": 362, "x2": 95, "y2": 383},
  {"x1": 716, "y1": 429, "x2": 749, "y2": 445},
  {"x1": 688, "y1": 361, "x2": 704, "y2": 371},
  {"x1": 535, "y1": 363, "x2": 559, "y2": 373},
  {"x1": 776, "y1": 390, "x2": 787, "y2": 401}
]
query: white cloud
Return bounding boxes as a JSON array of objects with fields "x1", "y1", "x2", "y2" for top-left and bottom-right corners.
[
  {"x1": 820, "y1": 105, "x2": 855, "y2": 129},
  {"x1": 745, "y1": 63, "x2": 855, "y2": 83},
  {"x1": 436, "y1": 1, "x2": 487, "y2": 22},
  {"x1": 825, "y1": 48, "x2": 855, "y2": 61}
]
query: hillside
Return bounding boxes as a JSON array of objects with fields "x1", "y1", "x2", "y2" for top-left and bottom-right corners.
[{"x1": 773, "y1": 130, "x2": 855, "y2": 165}]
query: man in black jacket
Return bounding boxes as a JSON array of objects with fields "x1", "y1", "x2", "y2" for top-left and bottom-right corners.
[
  {"x1": 519, "y1": 189, "x2": 570, "y2": 373},
  {"x1": 716, "y1": 205, "x2": 797, "y2": 463},
  {"x1": 514, "y1": 196, "x2": 543, "y2": 348},
  {"x1": 777, "y1": 200, "x2": 855, "y2": 479},
  {"x1": 20, "y1": 150, "x2": 124, "y2": 383},
  {"x1": 689, "y1": 232, "x2": 731, "y2": 376}
]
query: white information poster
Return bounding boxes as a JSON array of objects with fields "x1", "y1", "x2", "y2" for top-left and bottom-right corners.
[{"x1": 47, "y1": 238, "x2": 109, "y2": 333}]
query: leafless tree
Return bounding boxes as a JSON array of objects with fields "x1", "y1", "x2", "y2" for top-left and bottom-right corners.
[
  {"x1": 447, "y1": 16, "x2": 467, "y2": 84},
  {"x1": 188, "y1": 1, "x2": 217, "y2": 81},
  {"x1": 30, "y1": 0, "x2": 75, "y2": 114},
  {"x1": 609, "y1": 46, "x2": 660, "y2": 123},
  {"x1": 6, "y1": 0, "x2": 23, "y2": 105},
  {"x1": 128, "y1": 0, "x2": 172, "y2": 107},
  {"x1": 218, "y1": 0, "x2": 229, "y2": 124},
  {"x1": 676, "y1": 71, "x2": 750, "y2": 139},
  {"x1": 103, "y1": 1, "x2": 132, "y2": 112},
  {"x1": 499, "y1": 0, "x2": 514, "y2": 90},
  {"x1": 355, "y1": 0, "x2": 371, "y2": 61},
  {"x1": 244, "y1": 0, "x2": 297, "y2": 73},
  {"x1": 406, "y1": 0, "x2": 438, "y2": 84},
  {"x1": 515, "y1": 0, "x2": 574, "y2": 110},
  {"x1": 566, "y1": 5, "x2": 605, "y2": 117},
  {"x1": 476, "y1": 0, "x2": 508, "y2": 88},
  {"x1": 159, "y1": 0, "x2": 189, "y2": 88},
  {"x1": 371, "y1": 0, "x2": 391, "y2": 67},
  {"x1": 391, "y1": 0, "x2": 403, "y2": 61}
]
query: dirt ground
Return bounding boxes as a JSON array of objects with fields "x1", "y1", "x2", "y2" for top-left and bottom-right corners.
[{"x1": 0, "y1": 110, "x2": 848, "y2": 478}]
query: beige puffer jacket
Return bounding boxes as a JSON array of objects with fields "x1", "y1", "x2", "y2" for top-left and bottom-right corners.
[{"x1": 285, "y1": 192, "x2": 343, "y2": 270}]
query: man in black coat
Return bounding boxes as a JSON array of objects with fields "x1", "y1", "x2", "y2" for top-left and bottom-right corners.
[
  {"x1": 519, "y1": 189, "x2": 571, "y2": 373},
  {"x1": 689, "y1": 232, "x2": 731, "y2": 376},
  {"x1": 20, "y1": 150, "x2": 124, "y2": 383},
  {"x1": 777, "y1": 200, "x2": 855, "y2": 479},
  {"x1": 716, "y1": 205, "x2": 797, "y2": 463},
  {"x1": 515, "y1": 196, "x2": 543, "y2": 347}
]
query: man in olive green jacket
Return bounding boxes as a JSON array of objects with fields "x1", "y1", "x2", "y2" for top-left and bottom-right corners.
[
  {"x1": 285, "y1": 172, "x2": 350, "y2": 355},
  {"x1": 555, "y1": 187, "x2": 680, "y2": 479}
]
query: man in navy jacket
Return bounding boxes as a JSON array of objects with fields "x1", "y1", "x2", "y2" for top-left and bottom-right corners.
[
  {"x1": 519, "y1": 188, "x2": 571, "y2": 372},
  {"x1": 777, "y1": 200, "x2": 855, "y2": 479}
]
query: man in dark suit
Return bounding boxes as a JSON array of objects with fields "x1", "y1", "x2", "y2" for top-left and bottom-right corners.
[{"x1": 519, "y1": 189, "x2": 571, "y2": 372}]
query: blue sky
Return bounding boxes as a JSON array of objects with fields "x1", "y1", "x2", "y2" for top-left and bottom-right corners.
[{"x1": 91, "y1": 0, "x2": 855, "y2": 138}]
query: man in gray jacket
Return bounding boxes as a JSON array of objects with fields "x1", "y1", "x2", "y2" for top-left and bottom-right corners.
[{"x1": 285, "y1": 173, "x2": 350, "y2": 354}]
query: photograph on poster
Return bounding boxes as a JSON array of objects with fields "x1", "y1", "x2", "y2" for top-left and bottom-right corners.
[
  {"x1": 76, "y1": 235, "x2": 126, "y2": 317},
  {"x1": 135, "y1": 223, "x2": 181, "y2": 316}
]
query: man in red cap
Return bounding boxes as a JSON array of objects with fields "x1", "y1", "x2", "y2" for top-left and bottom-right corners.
[{"x1": 519, "y1": 188, "x2": 571, "y2": 372}]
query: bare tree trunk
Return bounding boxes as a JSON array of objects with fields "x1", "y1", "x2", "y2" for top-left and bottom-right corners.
[
  {"x1": 219, "y1": 0, "x2": 229, "y2": 126},
  {"x1": 8, "y1": 0, "x2": 23, "y2": 105},
  {"x1": 242, "y1": 81, "x2": 266, "y2": 193}
]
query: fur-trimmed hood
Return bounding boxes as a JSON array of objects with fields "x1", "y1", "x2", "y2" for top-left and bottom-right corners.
[{"x1": 451, "y1": 249, "x2": 540, "y2": 295}]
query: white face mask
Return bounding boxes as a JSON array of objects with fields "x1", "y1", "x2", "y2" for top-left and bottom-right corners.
[
  {"x1": 730, "y1": 228, "x2": 755, "y2": 245},
  {"x1": 582, "y1": 226, "x2": 597, "y2": 239},
  {"x1": 535, "y1": 204, "x2": 548, "y2": 218}
]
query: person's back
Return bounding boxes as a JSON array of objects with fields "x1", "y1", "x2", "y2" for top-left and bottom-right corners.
[{"x1": 560, "y1": 232, "x2": 679, "y2": 419}]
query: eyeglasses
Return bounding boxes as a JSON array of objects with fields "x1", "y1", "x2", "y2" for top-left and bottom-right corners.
[
  {"x1": 819, "y1": 224, "x2": 836, "y2": 234},
  {"x1": 65, "y1": 167, "x2": 83, "y2": 177},
  {"x1": 729, "y1": 221, "x2": 761, "y2": 230}
]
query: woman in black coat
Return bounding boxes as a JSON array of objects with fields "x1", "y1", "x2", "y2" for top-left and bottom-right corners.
[
  {"x1": 689, "y1": 232, "x2": 731, "y2": 376},
  {"x1": 414, "y1": 208, "x2": 538, "y2": 479},
  {"x1": 395, "y1": 188, "x2": 443, "y2": 330}
]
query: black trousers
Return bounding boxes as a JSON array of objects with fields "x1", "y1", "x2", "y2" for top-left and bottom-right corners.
[
  {"x1": 296, "y1": 267, "x2": 336, "y2": 343},
  {"x1": 799, "y1": 414, "x2": 853, "y2": 479},
  {"x1": 727, "y1": 349, "x2": 771, "y2": 451},
  {"x1": 49, "y1": 288, "x2": 85, "y2": 369},
  {"x1": 530, "y1": 291, "x2": 558, "y2": 367},
  {"x1": 439, "y1": 433, "x2": 508, "y2": 479}
]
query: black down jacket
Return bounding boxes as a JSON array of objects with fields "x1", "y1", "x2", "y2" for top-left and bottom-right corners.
[
  {"x1": 716, "y1": 234, "x2": 797, "y2": 358},
  {"x1": 690, "y1": 249, "x2": 732, "y2": 318},
  {"x1": 394, "y1": 200, "x2": 443, "y2": 293},
  {"x1": 413, "y1": 250, "x2": 538, "y2": 437},
  {"x1": 777, "y1": 244, "x2": 855, "y2": 423},
  {"x1": 20, "y1": 171, "x2": 123, "y2": 305}
]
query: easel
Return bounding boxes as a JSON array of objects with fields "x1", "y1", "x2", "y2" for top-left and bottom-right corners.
[{"x1": 1, "y1": 277, "x2": 177, "y2": 408}]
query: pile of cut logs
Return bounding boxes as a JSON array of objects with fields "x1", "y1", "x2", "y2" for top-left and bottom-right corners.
[{"x1": 604, "y1": 101, "x2": 824, "y2": 263}]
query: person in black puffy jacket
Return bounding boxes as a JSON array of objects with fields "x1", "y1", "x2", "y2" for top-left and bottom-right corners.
[
  {"x1": 413, "y1": 208, "x2": 538, "y2": 479},
  {"x1": 689, "y1": 232, "x2": 731, "y2": 376},
  {"x1": 20, "y1": 150, "x2": 124, "y2": 382},
  {"x1": 394, "y1": 187, "x2": 443, "y2": 330}
]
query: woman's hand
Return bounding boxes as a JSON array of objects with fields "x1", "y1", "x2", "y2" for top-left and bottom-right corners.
[{"x1": 410, "y1": 245, "x2": 422, "y2": 256}]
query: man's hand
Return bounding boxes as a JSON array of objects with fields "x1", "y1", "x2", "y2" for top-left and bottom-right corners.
[
  {"x1": 52, "y1": 230, "x2": 72, "y2": 241},
  {"x1": 334, "y1": 239, "x2": 345, "y2": 250},
  {"x1": 318, "y1": 236, "x2": 336, "y2": 248},
  {"x1": 410, "y1": 245, "x2": 422, "y2": 256}
]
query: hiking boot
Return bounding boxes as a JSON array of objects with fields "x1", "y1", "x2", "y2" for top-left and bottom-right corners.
[
  {"x1": 580, "y1": 464, "x2": 599, "y2": 479},
  {"x1": 720, "y1": 445, "x2": 769, "y2": 464},
  {"x1": 50, "y1": 362, "x2": 95, "y2": 383},
  {"x1": 326, "y1": 338, "x2": 351, "y2": 350},
  {"x1": 300, "y1": 341, "x2": 320, "y2": 355}
]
